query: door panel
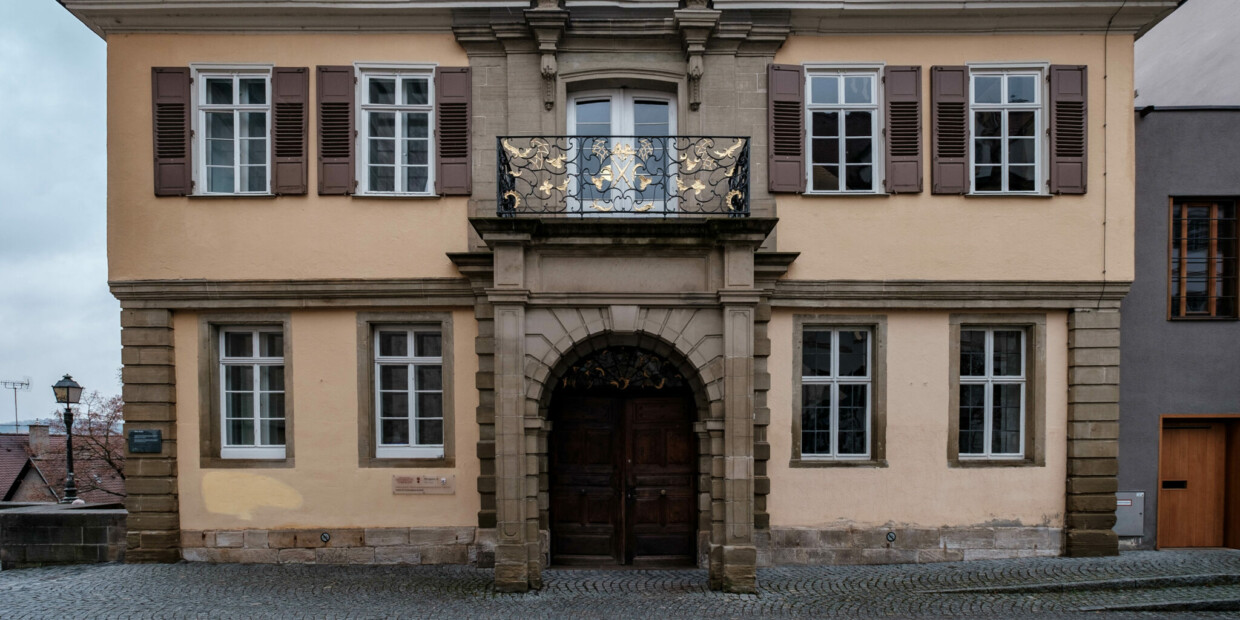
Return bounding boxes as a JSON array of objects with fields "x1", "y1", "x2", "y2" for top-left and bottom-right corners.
[
  {"x1": 1158, "y1": 422, "x2": 1227, "y2": 548},
  {"x1": 550, "y1": 393, "x2": 696, "y2": 566}
]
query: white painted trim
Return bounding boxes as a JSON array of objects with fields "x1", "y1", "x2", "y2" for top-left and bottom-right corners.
[
  {"x1": 799, "y1": 327, "x2": 874, "y2": 460},
  {"x1": 373, "y1": 325, "x2": 446, "y2": 454},
  {"x1": 191, "y1": 67, "x2": 274, "y2": 196},
  {"x1": 355, "y1": 66, "x2": 437, "y2": 197},
  {"x1": 803, "y1": 67, "x2": 884, "y2": 195}
]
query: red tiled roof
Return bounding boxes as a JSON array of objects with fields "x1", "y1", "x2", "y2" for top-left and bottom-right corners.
[
  {"x1": 1, "y1": 434, "x2": 34, "y2": 499},
  {"x1": 30, "y1": 434, "x2": 126, "y2": 503}
]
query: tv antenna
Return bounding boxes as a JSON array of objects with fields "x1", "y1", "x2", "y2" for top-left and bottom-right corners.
[{"x1": 1, "y1": 378, "x2": 31, "y2": 432}]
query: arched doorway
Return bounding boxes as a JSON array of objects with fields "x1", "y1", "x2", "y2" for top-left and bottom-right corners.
[{"x1": 548, "y1": 347, "x2": 697, "y2": 567}]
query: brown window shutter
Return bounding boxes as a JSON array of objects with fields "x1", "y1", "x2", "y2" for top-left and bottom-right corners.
[
  {"x1": 767, "y1": 64, "x2": 806, "y2": 193},
  {"x1": 435, "y1": 67, "x2": 472, "y2": 196},
  {"x1": 1049, "y1": 65, "x2": 1088, "y2": 195},
  {"x1": 316, "y1": 66, "x2": 355, "y2": 195},
  {"x1": 883, "y1": 65, "x2": 922, "y2": 194},
  {"x1": 271, "y1": 67, "x2": 309, "y2": 195},
  {"x1": 151, "y1": 67, "x2": 192, "y2": 196},
  {"x1": 930, "y1": 66, "x2": 969, "y2": 195}
]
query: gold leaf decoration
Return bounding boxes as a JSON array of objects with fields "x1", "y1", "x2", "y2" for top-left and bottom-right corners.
[
  {"x1": 589, "y1": 200, "x2": 613, "y2": 212},
  {"x1": 712, "y1": 138, "x2": 745, "y2": 159}
]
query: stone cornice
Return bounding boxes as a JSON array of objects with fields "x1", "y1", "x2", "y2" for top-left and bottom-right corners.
[
  {"x1": 772, "y1": 280, "x2": 1132, "y2": 309},
  {"x1": 109, "y1": 278, "x2": 476, "y2": 309}
]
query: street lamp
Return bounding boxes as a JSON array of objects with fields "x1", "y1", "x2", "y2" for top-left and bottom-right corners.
[{"x1": 52, "y1": 374, "x2": 83, "y2": 503}]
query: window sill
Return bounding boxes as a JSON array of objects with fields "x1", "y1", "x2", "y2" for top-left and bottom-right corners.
[
  {"x1": 802, "y1": 192, "x2": 888, "y2": 198},
  {"x1": 790, "y1": 458, "x2": 887, "y2": 468},
  {"x1": 200, "y1": 456, "x2": 294, "y2": 469},
  {"x1": 1168, "y1": 315, "x2": 1239, "y2": 322},
  {"x1": 360, "y1": 456, "x2": 455, "y2": 469},
  {"x1": 352, "y1": 193, "x2": 441, "y2": 200},
  {"x1": 950, "y1": 457, "x2": 1040, "y2": 468},
  {"x1": 189, "y1": 193, "x2": 277, "y2": 199},
  {"x1": 964, "y1": 192, "x2": 1053, "y2": 199}
]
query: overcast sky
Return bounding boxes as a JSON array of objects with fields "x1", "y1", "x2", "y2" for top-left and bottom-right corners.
[{"x1": 0, "y1": 2, "x2": 114, "y2": 427}]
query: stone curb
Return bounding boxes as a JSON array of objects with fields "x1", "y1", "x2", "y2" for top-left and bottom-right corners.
[
  {"x1": 921, "y1": 573, "x2": 1240, "y2": 594},
  {"x1": 1079, "y1": 598, "x2": 1240, "y2": 612}
]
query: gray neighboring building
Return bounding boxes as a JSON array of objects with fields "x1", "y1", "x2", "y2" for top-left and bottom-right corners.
[{"x1": 1122, "y1": 0, "x2": 1240, "y2": 549}]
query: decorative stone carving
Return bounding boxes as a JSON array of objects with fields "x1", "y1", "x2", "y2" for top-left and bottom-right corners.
[
  {"x1": 675, "y1": 7, "x2": 720, "y2": 111},
  {"x1": 559, "y1": 347, "x2": 687, "y2": 391},
  {"x1": 526, "y1": 8, "x2": 568, "y2": 111}
]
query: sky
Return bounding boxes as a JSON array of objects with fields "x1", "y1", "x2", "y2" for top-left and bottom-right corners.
[{"x1": 0, "y1": 1, "x2": 115, "y2": 428}]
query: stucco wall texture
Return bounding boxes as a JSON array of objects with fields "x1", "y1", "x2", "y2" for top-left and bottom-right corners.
[{"x1": 1120, "y1": 110, "x2": 1240, "y2": 546}]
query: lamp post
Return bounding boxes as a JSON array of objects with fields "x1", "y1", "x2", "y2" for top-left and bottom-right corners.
[{"x1": 52, "y1": 374, "x2": 83, "y2": 503}]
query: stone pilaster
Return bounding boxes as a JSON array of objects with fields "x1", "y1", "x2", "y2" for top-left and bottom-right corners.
[
  {"x1": 1065, "y1": 307, "x2": 1121, "y2": 556},
  {"x1": 119, "y1": 308, "x2": 180, "y2": 563}
]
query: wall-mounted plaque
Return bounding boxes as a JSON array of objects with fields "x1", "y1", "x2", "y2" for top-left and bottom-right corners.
[
  {"x1": 128, "y1": 429, "x2": 162, "y2": 454},
  {"x1": 392, "y1": 474, "x2": 455, "y2": 495}
]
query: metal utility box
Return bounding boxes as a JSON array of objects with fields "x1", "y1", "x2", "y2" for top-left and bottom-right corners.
[{"x1": 1114, "y1": 491, "x2": 1145, "y2": 536}]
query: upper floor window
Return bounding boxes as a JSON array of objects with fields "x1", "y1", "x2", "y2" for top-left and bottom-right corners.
[
  {"x1": 970, "y1": 68, "x2": 1043, "y2": 194},
  {"x1": 358, "y1": 67, "x2": 435, "y2": 196},
  {"x1": 1170, "y1": 199, "x2": 1238, "y2": 319},
  {"x1": 196, "y1": 68, "x2": 272, "y2": 195},
  {"x1": 806, "y1": 69, "x2": 880, "y2": 194}
]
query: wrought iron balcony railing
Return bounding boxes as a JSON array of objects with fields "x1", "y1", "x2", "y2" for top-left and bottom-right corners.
[{"x1": 497, "y1": 136, "x2": 750, "y2": 217}]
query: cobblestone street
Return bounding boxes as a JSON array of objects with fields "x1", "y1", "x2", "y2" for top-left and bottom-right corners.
[{"x1": 2, "y1": 550, "x2": 1239, "y2": 618}]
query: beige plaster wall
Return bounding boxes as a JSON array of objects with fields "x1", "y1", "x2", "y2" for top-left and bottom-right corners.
[
  {"x1": 774, "y1": 34, "x2": 1135, "y2": 283},
  {"x1": 173, "y1": 308, "x2": 480, "y2": 530},
  {"x1": 107, "y1": 34, "x2": 470, "y2": 282},
  {"x1": 765, "y1": 309, "x2": 1068, "y2": 528}
]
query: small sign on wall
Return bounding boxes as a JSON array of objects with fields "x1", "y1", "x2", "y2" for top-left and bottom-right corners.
[
  {"x1": 393, "y1": 474, "x2": 455, "y2": 495},
  {"x1": 127, "y1": 429, "x2": 162, "y2": 454}
]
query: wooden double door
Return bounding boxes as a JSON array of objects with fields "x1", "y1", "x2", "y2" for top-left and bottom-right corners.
[{"x1": 549, "y1": 394, "x2": 696, "y2": 567}]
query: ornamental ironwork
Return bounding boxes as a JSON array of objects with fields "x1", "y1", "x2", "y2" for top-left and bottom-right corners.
[
  {"x1": 559, "y1": 347, "x2": 687, "y2": 391},
  {"x1": 497, "y1": 136, "x2": 750, "y2": 217}
]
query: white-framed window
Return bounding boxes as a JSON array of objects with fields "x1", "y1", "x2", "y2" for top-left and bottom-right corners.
[
  {"x1": 800, "y1": 328, "x2": 872, "y2": 459},
  {"x1": 194, "y1": 67, "x2": 272, "y2": 195},
  {"x1": 969, "y1": 67, "x2": 1044, "y2": 194},
  {"x1": 219, "y1": 327, "x2": 285, "y2": 459},
  {"x1": 374, "y1": 326, "x2": 444, "y2": 459},
  {"x1": 958, "y1": 328, "x2": 1026, "y2": 458},
  {"x1": 357, "y1": 65, "x2": 435, "y2": 195},
  {"x1": 805, "y1": 67, "x2": 881, "y2": 194}
]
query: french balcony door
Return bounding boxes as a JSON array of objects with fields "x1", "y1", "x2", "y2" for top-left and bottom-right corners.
[{"x1": 568, "y1": 90, "x2": 676, "y2": 215}]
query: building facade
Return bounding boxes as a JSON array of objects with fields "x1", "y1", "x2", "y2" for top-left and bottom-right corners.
[
  {"x1": 1120, "y1": 0, "x2": 1240, "y2": 550},
  {"x1": 62, "y1": 0, "x2": 1173, "y2": 593}
]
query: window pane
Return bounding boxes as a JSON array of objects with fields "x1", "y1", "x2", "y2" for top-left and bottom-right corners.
[
  {"x1": 837, "y1": 331, "x2": 868, "y2": 377},
  {"x1": 206, "y1": 166, "x2": 234, "y2": 192},
  {"x1": 261, "y1": 419, "x2": 285, "y2": 446},
  {"x1": 406, "y1": 139, "x2": 428, "y2": 165},
  {"x1": 260, "y1": 393, "x2": 284, "y2": 419},
  {"x1": 837, "y1": 384, "x2": 868, "y2": 455},
  {"x1": 417, "y1": 392, "x2": 443, "y2": 419},
  {"x1": 634, "y1": 101, "x2": 669, "y2": 126},
  {"x1": 991, "y1": 384, "x2": 1023, "y2": 454},
  {"x1": 370, "y1": 112, "x2": 395, "y2": 138},
  {"x1": 226, "y1": 391, "x2": 254, "y2": 419},
  {"x1": 845, "y1": 138, "x2": 872, "y2": 164},
  {"x1": 406, "y1": 166, "x2": 429, "y2": 194},
  {"x1": 1009, "y1": 166, "x2": 1036, "y2": 192},
  {"x1": 575, "y1": 100, "x2": 610, "y2": 126},
  {"x1": 381, "y1": 392, "x2": 409, "y2": 417},
  {"x1": 415, "y1": 365, "x2": 442, "y2": 391},
  {"x1": 417, "y1": 420, "x2": 444, "y2": 446},
  {"x1": 207, "y1": 112, "x2": 234, "y2": 139},
  {"x1": 993, "y1": 331, "x2": 1023, "y2": 376},
  {"x1": 241, "y1": 166, "x2": 266, "y2": 192},
  {"x1": 227, "y1": 419, "x2": 254, "y2": 446},
  {"x1": 845, "y1": 166, "x2": 872, "y2": 191},
  {"x1": 975, "y1": 165, "x2": 1002, "y2": 192},
  {"x1": 403, "y1": 78, "x2": 428, "y2": 105},
  {"x1": 801, "y1": 331, "x2": 832, "y2": 376},
  {"x1": 379, "y1": 331, "x2": 408, "y2": 357},
  {"x1": 380, "y1": 365, "x2": 408, "y2": 391},
  {"x1": 207, "y1": 139, "x2": 233, "y2": 167},
  {"x1": 974, "y1": 111, "x2": 1001, "y2": 138},
  {"x1": 958, "y1": 384, "x2": 986, "y2": 454},
  {"x1": 242, "y1": 139, "x2": 267, "y2": 166},
  {"x1": 844, "y1": 111, "x2": 871, "y2": 137},
  {"x1": 225, "y1": 365, "x2": 253, "y2": 391},
  {"x1": 260, "y1": 333, "x2": 283, "y2": 358},
  {"x1": 801, "y1": 385, "x2": 831, "y2": 454},
  {"x1": 812, "y1": 138, "x2": 839, "y2": 165},
  {"x1": 240, "y1": 78, "x2": 266, "y2": 105},
  {"x1": 974, "y1": 76, "x2": 1001, "y2": 104},
  {"x1": 405, "y1": 112, "x2": 429, "y2": 139},
  {"x1": 812, "y1": 111, "x2": 839, "y2": 137},
  {"x1": 369, "y1": 78, "x2": 396, "y2": 105},
  {"x1": 844, "y1": 76, "x2": 872, "y2": 104},
  {"x1": 974, "y1": 138, "x2": 1001, "y2": 165},
  {"x1": 369, "y1": 166, "x2": 395, "y2": 192},
  {"x1": 960, "y1": 330, "x2": 986, "y2": 377},
  {"x1": 370, "y1": 138, "x2": 395, "y2": 165},
  {"x1": 241, "y1": 112, "x2": 266, "y2": 138},
  {"x1": 1008, "y1": 138, "x2": 1035, "y2": 165},
  {"x1": 1008, "y1": 75, "x2": 1037, "y2": 103},
  {"x1": 812, "y1": 166, "x2": 840, "y2": 192},
  {"x1": 206, "y1": 78, "x2": 233, "y2": 105},
  {"x1": 260, "y1": 365, "x2": 284, "y2": 391},
  {"x1": 415, "y1": 332, "x2": 442, "y2": 357},
  {"x1": 810, "y1": 76, "x2": 838, "y2": 104},
  {"x1": 1009, "y1": 111, "x2": 1036, "y2": 137},
  {"x1": 381, "y1": 419, "x2": 409, "y2": 445},
  {"x1": 224, "y1": 332, "x2": 252, "y2": 357}
]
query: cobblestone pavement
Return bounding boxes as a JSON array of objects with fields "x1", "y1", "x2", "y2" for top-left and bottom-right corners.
[{"x1": 2, "y1": 550, "x2": 1240, "y2": 618}]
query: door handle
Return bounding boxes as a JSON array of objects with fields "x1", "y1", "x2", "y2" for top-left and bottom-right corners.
[{"x1": 660, "y1": 489, "x2": 667, "y2": 496}]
